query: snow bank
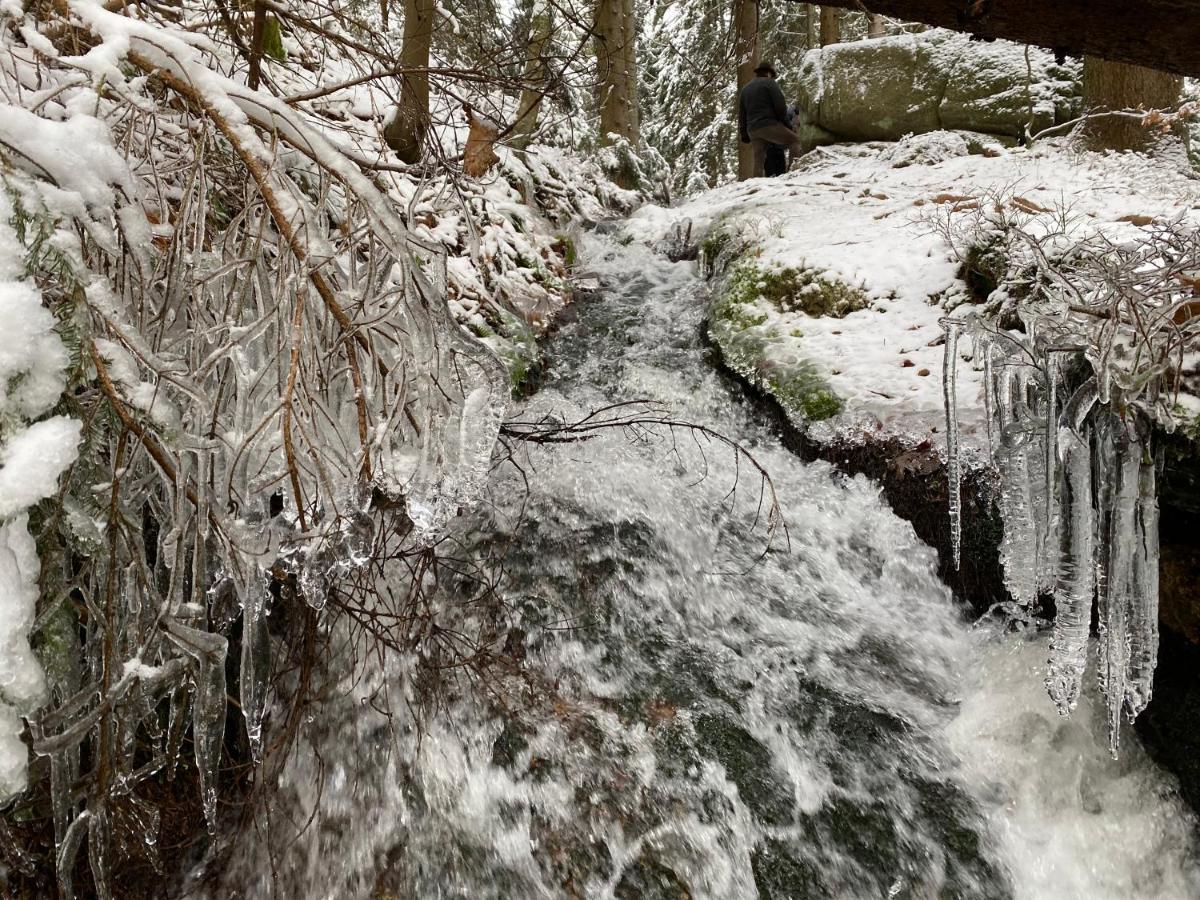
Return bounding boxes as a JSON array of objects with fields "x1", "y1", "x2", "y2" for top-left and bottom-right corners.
[{"x1": 623, "y1": 138, "x2": 1200, "y2": 448}]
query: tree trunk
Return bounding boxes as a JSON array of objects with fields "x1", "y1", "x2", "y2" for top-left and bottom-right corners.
[
  {"x1": 248, "y1": 0, "x2": 266, "y2": 90},
  {"x1": 805, "y1": 3, "x2": 816, "y2": 49},
  {"x1": 733, "y1": 0, "x2": 758, "y2": 180},
  {"x1": 620, "y1": 0, "x2": 639, "y2": 138},
  {"x1": 384, "y1": 0, "x2": 434, "y2": 162},
  {"x1": 594, "y1": 0, "x2": 639, "y2": 145},
  {"x1": 511, "y1": 0, "x2": 553, "y2": 150},
  {"x1": 867, "y1": 13, "x2": 885, "y2": 38},
  {"x1": 819, "y1": 6, "x2": 840, "y2": 45},
  {"x1": 1080, "y1": 57, "x2": 1183, "y2": 152}
]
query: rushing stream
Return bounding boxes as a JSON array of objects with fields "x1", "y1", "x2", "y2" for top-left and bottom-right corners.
[{"x1": 210, "y1": 237, "x2": 1200, "y2": 899}]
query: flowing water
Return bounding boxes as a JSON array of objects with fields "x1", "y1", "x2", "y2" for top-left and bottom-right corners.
[{"x1": 211, "y1": 237, "x2": 1200, "y2": 899}]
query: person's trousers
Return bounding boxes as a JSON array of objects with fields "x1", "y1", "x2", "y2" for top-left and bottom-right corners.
[{"x1": 749, "y1": 123, "x2": 804, "y2": 177}]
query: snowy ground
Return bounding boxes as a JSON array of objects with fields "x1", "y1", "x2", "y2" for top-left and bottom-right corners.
[{"x1": 622, "y1": 136, "x2": 1200, "y2": 447}]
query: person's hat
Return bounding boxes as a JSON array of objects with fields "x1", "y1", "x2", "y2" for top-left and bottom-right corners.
[{"x1": 753, "y1": 61, "x2": 777, "y2": 76}]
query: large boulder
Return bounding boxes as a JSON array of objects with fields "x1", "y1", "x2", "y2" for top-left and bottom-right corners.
[{"x1": 794, "y1": 30, "x2": 1081, "y2": 143}]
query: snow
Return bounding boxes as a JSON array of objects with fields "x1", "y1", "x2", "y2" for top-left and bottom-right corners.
[
  {"x1": 0, "y1": 417, "x2": 82, "y2": 518},
  {"x1": 623, "y1": 137, "x2": 1200, "y2": 446},
  {"x1": 0, "y1": 191, "x2": 79, "y2": 802}
]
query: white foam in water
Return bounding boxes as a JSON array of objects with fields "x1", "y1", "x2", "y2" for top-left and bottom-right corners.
[
  {"x1": 202, "y1": 237, "x2": 1200, "y2": 900},
  {"x1": 946, "y1": 630, "x2": 1200, "y2": 900}
]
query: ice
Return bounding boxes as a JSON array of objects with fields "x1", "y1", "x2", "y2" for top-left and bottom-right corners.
[
  {"x1": 941, "y1": 319, "x2": 962, "y2": 570},
  {"x1": 57, "y1": 811, "x2": 89, "y2": 898},
  {"x1": 88, "y1": 802, "x2": 112, "y2": 900},
  {"x1": 1126, "y1": 447, "x2": 1160, "y2": 720},
  {"x1": 164, "y1": 620, "x2": 227, "y2": 834},
  {"x1": 239, "y1": 584, "x2": 271, "y2": 761},
  {"x1": 1045, "y1": 427, "x2": 1093, "y2": 714},
  {"x1": 997, "y1": 440, "x2": 1038, "y2": 608},
  {"x1": 945, "y1": 317, "x2": 1162, "y2": 753}
]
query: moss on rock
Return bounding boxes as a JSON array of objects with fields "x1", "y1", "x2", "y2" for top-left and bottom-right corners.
[
  {"x1": 724, "y1": 261, "x2": 868, "y2": 319},
  {"x1": 491, "y1": 309, "x2": 541, "y2": 397},
  {"x1": 707, "y1": 260, "x2": 848, "y2": 424}
]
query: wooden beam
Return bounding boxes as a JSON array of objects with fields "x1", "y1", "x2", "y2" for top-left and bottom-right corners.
[{"x1": 806, "y1": 0, "x2": 1200, "y2": 78}]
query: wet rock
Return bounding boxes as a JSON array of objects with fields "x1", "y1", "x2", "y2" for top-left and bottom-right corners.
[
  {"x1": 1136, "y1": 627, "x2": 1200, "y2": 814},
  {"x1": 614, "y1": 854, "x2": 693, "y2": 900},
  {"x1": 1159, "y1": 541, "x2": 1200, "y2": 643},
  {"x1": 655, "y1": 217, "x2": 699, "y2": 262},
  {"x1": 693, "y1": 714, "x2": 795, "y2": 826}
]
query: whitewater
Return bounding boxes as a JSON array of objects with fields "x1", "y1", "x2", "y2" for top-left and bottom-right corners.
[{"x1": 207, "y1": 236, "x2": 1199, "y2": 900}]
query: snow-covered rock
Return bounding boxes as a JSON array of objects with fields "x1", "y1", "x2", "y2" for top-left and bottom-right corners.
[
  {"x1": 622, "y1": 139, "x2": 1200, "y2": 448},
  {"x1": 795, "y1": 30, "x2": 1082, "y2": 143}
]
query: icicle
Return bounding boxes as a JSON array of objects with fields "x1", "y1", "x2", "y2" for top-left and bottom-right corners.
[
  {"x1": 1099, "y1": 425, "x2": 1140, "y2": 757},
  {"x1": 193, "y1": 642, "x2": 227, "y2": 834},
  {"x1": 87, "y1": 804, "x2": 113, "y2": 900},
  {"x1": 164, "y1": 681, "x2": 191, "y2": 779},
  {"x1": 997, "y1": 438, "x2": 1038, "y2": 607},
  {"x1": 988, "y1": 361, "x2": 1043, "y2": 607},
  {"x1": 1124, "y1": 440, "x2": 1160, "y2": 721},
  {"x1": 1092, "y1": 414, "x2": 1116, "y2": 704},
  {"x1": 50, "y1": 749, "x2": 75, "y2": 846},
  {"x1": 942, "y1": 319, "x2": 963, "y2": 570},
  {"x1": 240, "y1": 582, "x2": 272, "y2": 761},
  {"x1": 1040, "y1": 353, "x2": 1060, "y2": 588},
  {"x1": 981, "y1": 337, "x2": 996, "y2": 450},
  {"x1": 165, "y1": 620, "x2": 227, "y2": 834},
  {"x1": 57, "y1": 811, "x2": 89, "y2": 900},
  {"x1": 1046, "y1": 428, "x2": 1094, "y2": 714},
  {"x1": 1045, "y1": 377, "x2": 1098, "y2": 714}
]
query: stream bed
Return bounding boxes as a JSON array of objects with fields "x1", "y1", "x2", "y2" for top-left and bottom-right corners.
[{"x1": 213, "y1": 237, "x2": 1200, "y2": 900}]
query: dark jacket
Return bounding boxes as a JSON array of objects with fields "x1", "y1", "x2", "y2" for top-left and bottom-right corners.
[{"x1": 738, "y1": 77, "x2": 788, "y2": 142}]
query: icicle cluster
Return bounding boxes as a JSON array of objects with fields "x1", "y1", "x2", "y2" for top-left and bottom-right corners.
[{"x1": 943, "y1": 318, "x2": 1161, "y2": 755}]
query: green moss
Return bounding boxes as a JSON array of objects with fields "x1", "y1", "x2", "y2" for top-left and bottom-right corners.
[
  {"x1": 262, "y1": 16, "x2": 287, "y2": 61},
  {"x1": 757, "y1": 265, "x2": 868, "y2": 318},
  {"x1": 700, "y1": 225, "x2": 734, "y2": 274},
  {"x1": 467, "y1": 319, "x2": 495, "y2": 339},
  {"x1": 769, "y1": 370, "x2": 842, "y2": 421},
  {"x1": 708, "y1": 266, "x2": 843, "y2": 424},
  {"x1": 722, "y1": 260, "x2": 867, "y2": 320},
  {"x1": 961, "y1": 240, "x2": 1009, "y2": 302},
  {"x1": 494, "y1": 309, "x2": 541, "y2": 397},
  {"x1": 554, "y1": 234, "x2": 577, "y2": 267}
]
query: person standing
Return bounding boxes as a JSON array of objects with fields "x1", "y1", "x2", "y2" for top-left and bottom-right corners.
[{"x1": 738, "y1": 61, "x2": 804, "y2": 178}]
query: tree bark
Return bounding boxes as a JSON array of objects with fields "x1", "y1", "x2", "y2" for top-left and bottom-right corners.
[
  {"x1": 1080, "y1": 57, "x2": 1183, "y2": 152},
  {"x1": 867, "y1": 13, "x2": 885, "y2": 38},
  {"x1": 511, "y1": 0, "x2": 553, "y2": 150},
  {"x1": 620, "y1": 0, "x2": 639, "y2": 137},
  {"x1": 733, "y1": 0, "x2": 758, "y2": 180},
  {"x1": 819, "y1": 6, "x2": 840, "y2": 46},
  {"x1": 248, "y1": 0, "x2": 266, "y2": 90},
  {"x1": 791, "y1": 0, "x2": 1200, "y2": 78},
  {"x1": 594, "y1": 0, "x2": 639, "y2": 145},
  {"x1": 383, "y1": 0, "x2": 435, "y2": 162},
  {"x1": 464, "y1": 108, "x2": 501, "y2": 177}
]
